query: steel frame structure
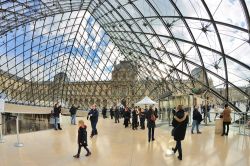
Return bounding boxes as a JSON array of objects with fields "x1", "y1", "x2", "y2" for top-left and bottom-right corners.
[{"x1": 0, "y1": 0, "x2": 249, "y2": 110}]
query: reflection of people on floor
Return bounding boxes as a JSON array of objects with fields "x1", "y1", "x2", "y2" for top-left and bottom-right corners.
[{"x1": 73, "y1": 120, "x2": 91, "y2": 158}]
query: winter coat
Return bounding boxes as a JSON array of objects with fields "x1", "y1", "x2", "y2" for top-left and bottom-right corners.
[
  {"x1": 132, "y1": 110, "x2": 138, "y2": 120},
  {"x1": 102, "y1": 108, "x2": 107, "y2": 115},
  {"x1": 146, "y1": 109, "x2": 157, "y2": 128},
  {"x1": 78, "y1": 125, "x2": 88, "y2": 146},
  {"x1": 53, "y1": 106, "x2": 61, "y2": 117},
  {"x1": 124, "y1": 111, "x2": 131, "y2": 120},
  {"x1": 114, "y1": 108, "x2": 120, "y2": 118},
  {"x1": 193, "y1": 108, "x2": 202, "y2": 124},
  {"x1": 222, "y1": 108, "x2": 231, "y2": 123},
  {"x1": 172, "y1": 109, "x2": 188, "y2": 141},
  {"x1": 110, "y1": 108, "x2": 114, "y2": 116},
  {"x1": 88, "y1": 109, "x2": 99, "y2": 122},
  {"x1": 69, "y1": 106, "x2": 77, "y2": 115}
]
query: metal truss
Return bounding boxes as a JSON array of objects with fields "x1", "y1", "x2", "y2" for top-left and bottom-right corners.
[{"x1": 0, "y1": 0, "x2": 249, "y2": 110}]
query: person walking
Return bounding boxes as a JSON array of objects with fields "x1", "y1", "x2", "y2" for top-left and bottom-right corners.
[
  {"x1": 73, "y1": 120, "x2": 91, "y2": 158},
  {"x1": 102, "y1": 106, "x2": 107, "y2": 119},
  {"x1": 110, "y1": 107, "x2": 114, "y2": 119},
  {"x1": 87, "y1": 104, "x2": 99, "y2": 138},
  {"x1": 146, "y1": 106, "x2": 157, "y2": 142},
  {"x1": 70, "y1": 105, "x2": 79, "y2": 125},
  {"x1": 139, "y1": 108, "x2": 146, "y2": 130},
  {"x1": 54, "y1": 103, "x2": 62, "y2": 130},
  {"x1": 124, "y1": 107, "x2": 131, "y2": 128},
  {"x1": 221, "y1": 104, "x2": 232, "y2": 136},
  {"x1": 132, "y1": 107, "x2": 139, "y2": 130},
  {"x1": 114, "y1": 106, "x2": 120, "y2": 123},
  {"x1": 171, "y1": 105, "x2": 189, "y2": 161},
  {"x1": 191, "y1": 105, "x2": 202, "y2": 134}
]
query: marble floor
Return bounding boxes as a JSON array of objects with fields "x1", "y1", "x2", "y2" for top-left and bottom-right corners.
[{"x1": 0, "y1": 117, "x2": 249, "y2": 166}]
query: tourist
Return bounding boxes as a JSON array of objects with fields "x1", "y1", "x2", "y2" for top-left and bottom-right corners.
[
  {"x1": 191, "y1": 105, "x2": 202, "y2": 134},
  {"x1": 69, "y1": 105, "x2": 79, "y2": 125},
  {"x1": 146, "y1": 106, "x2": 157, "y2": 142},
  {"x1": 114, "y1": 106, "x2": 120, "y2": 123},
  {"x1": 73, "y1": 120, "x2": 91, "y2": 158},
  {"x1": 221, "y1": 104, "x2": 232, "y2": 136},
  {"x1": 54, "y1": 103, "x2": 62, "y2": 130},
  {"x1": 171, "y1": 105, "x2": 189, "y2": 161},
  {"x1": 102, "y1": 106, "x2": 107, "y2": 119},
  {"x1": 87, "y1": 104, "x2": 99, "y2": 138},
  {"x1": 110, "y1": 106, "x2": 114, "y2": 119},
  {"x1": 139, "y1": 108, "x2": 146, "y2": 129},
  {"x1": 132, "y1": 107, "x2": 139, "y2": 130},
  {"x1": 154, "y1": 107, "x2": 158, "y2": 119},
  {"x1": 124, "y1": 107, "x2": 131, "y2": 128}
]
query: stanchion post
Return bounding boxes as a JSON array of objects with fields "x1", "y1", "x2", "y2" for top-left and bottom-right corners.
[
  {"x1": 15, "y1": 113, "x2": 23, "y2": 147},
  {"x1": 0, "y1": 113, "x2": 4, "y2": 143}
]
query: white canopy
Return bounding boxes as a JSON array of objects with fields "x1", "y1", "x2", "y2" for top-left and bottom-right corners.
[{"x1": 135, "y1": 96, "x2": 157, "y2": 106}]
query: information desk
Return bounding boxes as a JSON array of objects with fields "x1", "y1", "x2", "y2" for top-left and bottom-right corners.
[{"x1": 1, "y1": 104, "x2": 53, "y2": 135}]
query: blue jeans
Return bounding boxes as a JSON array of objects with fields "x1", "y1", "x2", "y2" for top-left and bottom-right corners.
[
  {"x1": 191, "y1": 120, "x2": 200, "y2": 132},
  {"x1": 91, "y1": 120, "x2": 98, "y2": 135},
  {"x1": 54, "y1": 117, "x2": 59, "y2": 129},
  {"x1": 71, "y1": 114, "x2": 76, "y2": 125}
]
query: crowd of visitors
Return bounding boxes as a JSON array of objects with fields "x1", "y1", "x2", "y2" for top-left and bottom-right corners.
[{"x1": 50, "y1": 101, "x2": 236, "y2": 161}]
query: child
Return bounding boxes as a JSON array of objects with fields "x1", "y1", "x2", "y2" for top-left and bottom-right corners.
[{"x1": 73, "y1": 120, "x2": 91, "y2": 158}]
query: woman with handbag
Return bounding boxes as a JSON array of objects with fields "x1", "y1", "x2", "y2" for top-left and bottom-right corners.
[
  {"x1": 221, "y1": 104, "x2": 232, "y2": 136},
  {"x1": 146, "y1": 106, "x2": 157, "y2": 142},
  {"x1": 171, "y1": 105, "x2": 189, "y2": 161}
]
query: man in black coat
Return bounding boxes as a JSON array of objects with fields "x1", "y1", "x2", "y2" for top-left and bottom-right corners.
[
  {"x1": 87, "y1": 104, "x2": 99, "y2": 138},
  {"x1": 191, "y1": 106, "x2": 202, "y2": 134},
  {"x1": 70, "y1": 105, "x2": 79, "y2": 125},
  {"x1": 73, "y1": 120, "x2": 91, "y2": 158},
  {"x1": 53, "y1": 103, "x2": 62, "y2": 130},
  {"x1": 123, "y1": 107, "x2": 131, "y2": 128},
  {"x1": 114, "y1": 106, "x2": 120, "y2": 123},
  {"x1": 102, "y1": 107, "x2": 107, "y2": 119},
  {"x1": 132, "y1": 107, "x2": 138, "y2": 130},
  {"x1": 110, "y1": 107, "x2": 114, "y2": 119}
]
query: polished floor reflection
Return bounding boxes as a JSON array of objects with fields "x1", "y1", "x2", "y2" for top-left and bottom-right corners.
[{"x1": 0, "y1": 116, "x2": 249, "y2": 166}]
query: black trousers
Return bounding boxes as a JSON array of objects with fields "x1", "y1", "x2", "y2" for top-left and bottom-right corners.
[
  {"x1": 222, "y1": 122, "x2": 230, "y2": 134},
  {"x1": 115, "y1": 117, "x2": 119, "y2": 123},
  {"x1": 77, "y1": 144, "x2": 90, "y2": 155},
  {"x1": 174, "y1": 140, "x2": 182, "y2": 158},
  {"x1": 148, "y1": 127, "x2": 155, "y2": 141},
  {"x1": 140, "y1": 118, "x2": 145, "y2": 129},
  {"x1": 124, "y1": 118, "x2": 129, "y2": 127},
  {"x1": 132, "y1": 119, "x2": 138, "y2": 129}
]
